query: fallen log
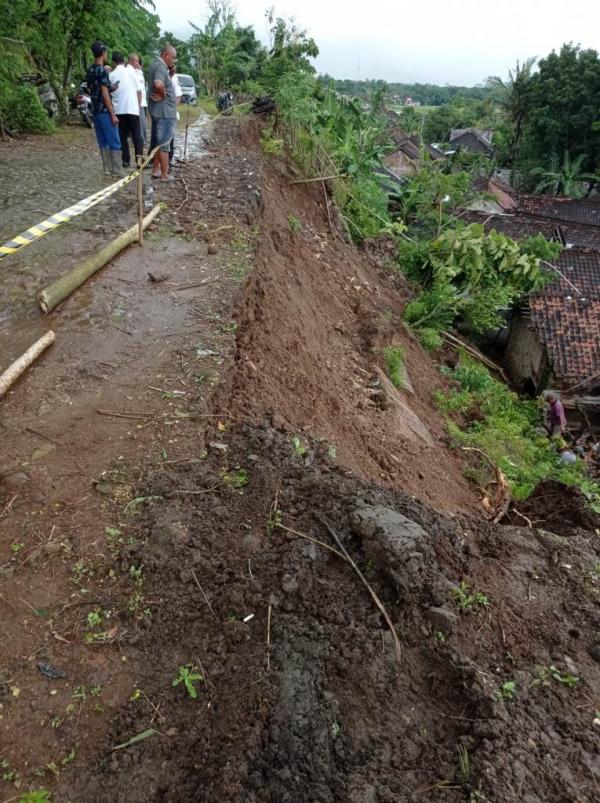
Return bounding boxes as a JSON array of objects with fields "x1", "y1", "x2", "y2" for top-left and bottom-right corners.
[
  {"x1": 0, "y1": 330, "x2": 55, "y2": 398},
  {"x1": 38, "y1": 205, "x2": 162, "y2": 314}
]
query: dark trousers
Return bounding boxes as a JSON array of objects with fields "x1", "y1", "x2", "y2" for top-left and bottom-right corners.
[{"x1": 118, "y1": 114, "x2": 142, "y2": 166}]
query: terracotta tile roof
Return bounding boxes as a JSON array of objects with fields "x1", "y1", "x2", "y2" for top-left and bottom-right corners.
[
  {"x1": 528, "y1": 295, "x2": 600, "y2": 382},
  {"x1": 525, "y1": 249, "x2": 600, "y2": 383},
  {"x1": 518, "y1": 195, "x2": 600, "y2": 226}
]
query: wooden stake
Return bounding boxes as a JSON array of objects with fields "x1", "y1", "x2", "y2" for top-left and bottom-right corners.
[
  {"x1": 183, "y1": 107, "x2": 190, "y2": 162},
  {"x1": 266, "y1": 603, "x2": 272, "y2": 671},
  {"x1": 0, "y1": 331, "x2": 55, "y2": 398},
  {"x1": 137, "y1": 155, "x2": 144, "y2": 247}
]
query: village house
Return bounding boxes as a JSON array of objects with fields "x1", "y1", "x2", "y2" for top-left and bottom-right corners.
[
  {"x1": 504, "y1": 249, "x2": 600, "y2": 394},
  {"x1": 382, "y1": 123, "x2": 444, "y2": 178},
  {"x1": 460, "y1": 181, "x2": 600, "y2": 403},
  {"x1": 449, "y1": 128, "x2": 494, "y2": 157}
]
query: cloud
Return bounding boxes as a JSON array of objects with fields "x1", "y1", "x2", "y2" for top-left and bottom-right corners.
[{"x1": 152, "y1": 0, "x2": 600, "y2": 84}]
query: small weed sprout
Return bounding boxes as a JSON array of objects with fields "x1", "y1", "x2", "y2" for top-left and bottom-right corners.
[
  {"x1": 331, "y1": 721, "x2": 341, "y2": 739},
  {"x1": 452, "y1": 581, "x2": 490, "y2": 612},
  {"x1": 266, "y1": 508, "x2": 282, "y2": 535},
  {"x1": 531, "y1": 665, "x2": 580, "y2": 689},
  {"x1": 288, "y1": 215, "x2": 302, "y2": 234},
  {"x1": 11, "y1": 542, "x2": 24, "y2": 553},
  {"x1": 128, "y1": 592, "x2": 142, "y2": 613},
  {"x1": 17, "y1": 792, "x2": 52, "y2": 803},
  {"x1": 383, "y1": 345, "x2": 407, "y2": 389},
  {"x1": 220, "y1": 467, "x2": 250, "y2": 489},
  {"x1": 172, "y1": 665, "x2": 203, "y2": 699},
  {"x1": 72, "y1": 686, "x2": 86, "y2": 701},
  {"x1": 72, "y1": 559, "x2": 92, "y2": 586},
  {"x1": 434, "y1": 630, "x2": 446, "y2": 643},
  {"x1": 129, "y1": 565, "x2": 144, "y2": 587},
  {"x1": 86, "y1": 610, "x2": 102, "y2": 629},
  {"x1": 548, "y1": 665, "x2": 579, "y2": 687},
  {"x1": 291, "y1": 436, "x2": 308, "y2": 456},
  {"x1": 498, "y1": 680, "x2": 517, "y2": 700}
]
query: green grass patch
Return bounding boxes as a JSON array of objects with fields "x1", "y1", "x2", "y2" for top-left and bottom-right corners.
[
  {"x1": 197, "y1": 96, "x2": 218, "y2": 116},
  {"x1": 383, "y1": 346, "x2": 407, "y2": 389},
  {"x1": 177, "y1": 105, "x2": 205, "y2": 128},
  {"x1": 437, "y1": 354, "x2": 600, "y2": 505},
  {"x1": 389, "y1": 104, "x2": 436, "y2": 116}
]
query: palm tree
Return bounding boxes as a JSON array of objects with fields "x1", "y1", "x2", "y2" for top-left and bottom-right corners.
[
  {"x1": 530, "y1": 151, "x2": 600, "y2": 197},
  {"x1": 486, "y1": 58, "x2": 536, "y2": 162}
]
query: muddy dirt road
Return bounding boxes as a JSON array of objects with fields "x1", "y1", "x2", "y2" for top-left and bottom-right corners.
[
  {"x1": 1, "y1": 117, "x2": 599, "y2": 802},
  {"x1": 0, "y1": 115, "x2": 260, "y2": 797}
]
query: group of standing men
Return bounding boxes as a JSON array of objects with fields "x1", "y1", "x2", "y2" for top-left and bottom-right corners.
[{"x1": 86, "y1": 41, "x2": 180, "y2": 182}]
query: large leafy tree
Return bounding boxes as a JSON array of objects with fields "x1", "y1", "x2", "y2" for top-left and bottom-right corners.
[
  {"x1": 514, "y1": 45, "x2": 600, "y2": 179},
  {"x1": 486, "y1": 57, "x2": 535, "y2": 162},
  {"x1": 190, "y1": 0, "x2": 265, "y2": 95},
  {"x1": 0, "y1": 0, "x2": 160, "y2": 113}
]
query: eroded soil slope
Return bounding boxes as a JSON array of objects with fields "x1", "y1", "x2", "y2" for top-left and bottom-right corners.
[{"x1": 2, "y1": 118, "x2": 599, "y2": 802}]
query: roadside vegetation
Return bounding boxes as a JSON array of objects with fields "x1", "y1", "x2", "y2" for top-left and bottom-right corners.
[{"x1": 437, "y1": 355, "x2": 600, "y2": 505}]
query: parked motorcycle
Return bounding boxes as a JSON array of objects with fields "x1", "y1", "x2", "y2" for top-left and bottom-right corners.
[
  {"x1": 217, "y1": 91, "x2": 233, "y2": 115},
  {"x1": 19, "y1": 73, "x2": 59, "y2": 118},
  {"x1": 70, "y1": 82, "x2": 93, "y2": 128}
]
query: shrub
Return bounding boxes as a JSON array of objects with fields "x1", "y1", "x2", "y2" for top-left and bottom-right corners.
[
  {"x1": 416, "y1": 327, "x2": 443, "y2": 351},
  {"x1": 438, "y1": 354, "x2": 600, "y2": 501},
  {"x1": 0, "y1": 84, "x2": 54, "y2": 135}
]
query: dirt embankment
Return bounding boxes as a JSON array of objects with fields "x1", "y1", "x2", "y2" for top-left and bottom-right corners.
[{"x1": 2, "y1": 119, "x2": 600, "y2": 802}]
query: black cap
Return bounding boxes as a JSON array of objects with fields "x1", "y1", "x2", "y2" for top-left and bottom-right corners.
[{"x1": 91, "y1": 40, "x2": 107, "y2": 58}]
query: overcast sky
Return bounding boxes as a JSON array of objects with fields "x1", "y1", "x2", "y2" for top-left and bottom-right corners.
[{"x1": 151, "y1": 0, "x2": 600, "y2": 85}]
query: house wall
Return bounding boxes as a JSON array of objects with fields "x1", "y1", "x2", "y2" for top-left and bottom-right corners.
[
  {"x1": 504, "y1": 313, "x2": 549, "y2": 392},
  {"x1": 383, "y1": 150, "x2": 417, "y2": 177}
]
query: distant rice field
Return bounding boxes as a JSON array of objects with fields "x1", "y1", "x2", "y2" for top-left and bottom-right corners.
[{"x1": 389, "y1": 104, "x2": 437, "y2": 115}]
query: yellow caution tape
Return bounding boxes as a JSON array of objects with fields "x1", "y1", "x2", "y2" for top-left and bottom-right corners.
[
  {"x1": 0, "y1": 103, "x2": 254, "y2": 263},
  {"x1": 0, "y1": 144, "x2": 161, "y2": 262}
]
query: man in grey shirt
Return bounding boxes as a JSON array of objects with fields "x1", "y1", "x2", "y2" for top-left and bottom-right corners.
[{"x1": 148, "y1": 43, "x2": 177, "y2": 182}]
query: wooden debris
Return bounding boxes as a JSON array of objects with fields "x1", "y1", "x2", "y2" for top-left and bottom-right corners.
[{"x1": 0, "y1": 331, "x2": 55, "y2": 398}]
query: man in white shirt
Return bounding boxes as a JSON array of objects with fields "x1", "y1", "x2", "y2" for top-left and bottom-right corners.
[
  {"x1": 128, "y1": 53, "x2": 147, "y2": 147},
  {"x1": 110, "y1": 51, "x2": 142, "y2": 169},
  {"x1": 169, "y1": 66, "x2": 183, "y2": 166}
]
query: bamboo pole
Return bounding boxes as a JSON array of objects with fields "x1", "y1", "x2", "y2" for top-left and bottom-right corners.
[
  {"x1": 183, "y1": 106, "x2": 189, "y2": 162},
  {"x1": 137, "y1": 155, "x2": 144, "y2": 247},
  {"x1": 0, "y1": 331, "x2": 55, "y2": 398},
  {"x1": 38, "y1": 205, "x2": 162, "y2": 314}
]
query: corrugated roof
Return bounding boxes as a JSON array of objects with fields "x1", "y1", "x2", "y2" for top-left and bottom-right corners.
[
  {"x1": 519, "y1": 195, "x2": 600, "y2": 226},
  {"x1": 462, "y1": 211, "x2": 600, "y2": 250}
]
